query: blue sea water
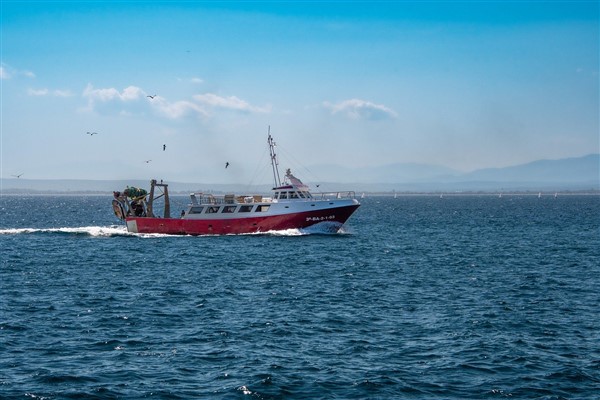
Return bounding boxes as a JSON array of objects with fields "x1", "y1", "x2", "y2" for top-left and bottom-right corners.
[{"x1": 1, "y1": 194, "x2": 599, "y2": 399}]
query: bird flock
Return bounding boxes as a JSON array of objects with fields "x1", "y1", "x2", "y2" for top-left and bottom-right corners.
[
  {"x1": 10, "y1": 93, "x2": 232, "y2": 179},
  {"x1": 85, "y1": 129, "x2": 166, "y2": 165},
  {"x1": 82, "y1": 96, "x2": 231, "y2": 169}
]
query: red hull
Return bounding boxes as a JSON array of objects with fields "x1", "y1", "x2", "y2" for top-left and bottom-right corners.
[{"x1": 126, "y1": 204, "x2": 359, "y2": 235}]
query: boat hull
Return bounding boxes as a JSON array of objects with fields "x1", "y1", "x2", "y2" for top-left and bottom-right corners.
[{"x1": 126, "y1": 203, "x2": 360, "y2": 235}]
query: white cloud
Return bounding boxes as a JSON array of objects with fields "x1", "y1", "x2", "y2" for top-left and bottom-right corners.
[
  {"x1": 28, "y1": 88, "x2": 49, "y2": 96},
  {"x1": 83, "y1": 85, "x2": 119, "y2": 102},
  {"x1": 151, "y1": 93, "x2": 269, "y2": 119},
  {"x1": 193, "y1": 93, "x2": 270, "y2": 113},
  {"x1": 0, "y1": 66, "x2": 10, "y2": 80},
  {"x1": 1, "y1": 64, "x2": 35, "y2": 80},
  {"x1": 83, "y1": 83, "x2": 144, "y2": 102},
  {"x1": 79, "y1": 84, "x2": 267, "y2": 119},
  {"x1": 176, "y1": 77, "x2": 204, "y2": 84},
  {"x1": 53, "y1": 89, "x2": 74, "y2": 97},
  {"x1": 323, "y1": 98, "x2": 397, "y2": 120},
  {"x1": 121, "y1": 86, "x2": 143, "y2": 100},
  {"x1": 28, "y1": 88, "x2": 74, "y2": 97},
  {"x1": 152, "y1": 99, "x2": 209, "y2": 119},
  {"x1": 81, "y1": 84, "x2": 146, "y2": 113}
]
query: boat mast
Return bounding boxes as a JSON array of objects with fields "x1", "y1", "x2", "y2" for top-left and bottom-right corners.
[{"x1": 268, "y1": 126, "x2": 282, "y2": 188}]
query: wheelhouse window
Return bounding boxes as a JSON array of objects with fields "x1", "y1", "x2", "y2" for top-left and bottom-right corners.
[
  {"x1": 190, "y1": 206, "x2": 204, "y2": 214},
  {"x1": 279, "y1": 192, "x2": 287, "y2": 199},
  {"x1": 239, "y1": 205, "x2": 253, "y2": 213},
  {"x1": 290, "y1": 192, "x2": 299, "y2": 199},
  {"x1": 256, "y1": 205, "x2": 270, "y2": 212},
  {"x1": 222, "y1": 206, "x2": 236, "y2": 213},
  {"x1": 206, "y1": 206, "x2": 220, "y2": 214}
]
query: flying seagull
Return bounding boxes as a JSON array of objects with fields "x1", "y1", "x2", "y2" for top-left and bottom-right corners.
[
  {"x1": 147, "y1": 95, "x2": 157, "y2": 99},
  {"x1": 12, "y1": 173, "x2": 24, "y2": 178},
  {"x1": 86, "y1": 131, "x2": 98, "y2": 136},
  {"x1": 225, "y1": 162, "x2": 230, "y2": 169},
  {"x1": 145, "y1": 160, "x2": 152, "y2": 163},
  {"x1": 163, "y1": 144, "x2": 166, "y2": 151}
]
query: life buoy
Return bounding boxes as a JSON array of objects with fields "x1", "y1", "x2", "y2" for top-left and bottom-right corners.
[{"x1": 112, "y1": 199, "x2": 126, "y2": 220}]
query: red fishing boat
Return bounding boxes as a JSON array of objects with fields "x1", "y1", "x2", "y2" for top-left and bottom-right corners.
[{"x1": 112, "y1": 133, "x2": 360, "y2": 235}]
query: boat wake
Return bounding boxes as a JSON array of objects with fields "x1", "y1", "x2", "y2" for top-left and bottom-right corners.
[
  {"x1": 261, "y1": 222, "x2": 350, "y2": 236},
  {"x1": 259, "y1": 228, "x2": 307, "y2": 236},
  {"x1": 0, "y1": 225, "x2": 135, "y2": 237},
  {"x1": 301, "y1": 221, "x2": 348, "y2": 235},
  {"x1": 0, "y1": 223, "x2": 350, "y2": 238}
]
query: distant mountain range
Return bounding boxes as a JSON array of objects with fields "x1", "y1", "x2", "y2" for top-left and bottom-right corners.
[
  {"x1": 308, "y1": 153, "x2": 600, "y2": 192},
  {"x1": 1, "y1": 154, "x2": 598, "y2": 193}
]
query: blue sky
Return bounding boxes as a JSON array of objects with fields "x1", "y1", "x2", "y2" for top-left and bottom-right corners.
[{"x1": 1, "y1": 1, "x2": 598, "y2": 184}]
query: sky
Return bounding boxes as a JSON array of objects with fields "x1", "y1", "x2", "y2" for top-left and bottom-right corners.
[{"x1": 1, "y1": 1, "x2": 598, "y2": 185}]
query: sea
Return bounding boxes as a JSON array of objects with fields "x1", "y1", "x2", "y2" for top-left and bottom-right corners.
[{"x1": 1, "y1": 193, "x2": 599, "y2": 399}]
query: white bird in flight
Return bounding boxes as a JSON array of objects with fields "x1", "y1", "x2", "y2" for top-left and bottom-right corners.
[{"x1": 86, "y1": 131, "x2": 98, "y2": 136}]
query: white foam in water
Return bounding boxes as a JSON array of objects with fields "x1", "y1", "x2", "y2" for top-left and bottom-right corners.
[
  {"x1": 0, "y1": 224, "x2": 348, "y2": 237},
  {"x1": 135, "y1": 232, "x2": 181, "y2": 238},
  {"x1": 0, "y1": 225, "x2": 133, "y2": 237},
  {"x1": 263, "y1": 228, "x2": 306, "y2": 236},
  {"x1": 66, "y1": 226, "x2": 131, "y2": 237},
  {"x1": 253, "y1": 222, "x2": 347, "y2": 236},
  {"x1": 300, "y1": 221, "x2": 345, "y2": 235},
  {"x1": 0, "y1": 225, "x2": 194, "y2": 238}
]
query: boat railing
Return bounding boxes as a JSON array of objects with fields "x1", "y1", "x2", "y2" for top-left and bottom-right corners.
[
  {"x1": 315, "y1": 191, "x2": 357, "y2": 200},
  {"x1": 189, "y1": 193, "x2": 271, "y2": 205},
  {"x1": 187, "y1": 191, "x2": 356, "y2": 206}
]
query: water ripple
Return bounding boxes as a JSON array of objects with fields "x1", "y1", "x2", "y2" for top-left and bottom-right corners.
[{"x1": 1, "y1": 195, "x2": 599, "y2": 398}]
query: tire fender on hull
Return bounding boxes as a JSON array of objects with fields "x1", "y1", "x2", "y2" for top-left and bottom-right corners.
[{"x1": 112, "y1": 200, "x2": 126, "y2": 221}]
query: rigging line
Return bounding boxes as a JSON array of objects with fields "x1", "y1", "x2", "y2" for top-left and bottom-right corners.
[
  {"x1": 245, "y1": 145, "x2": 270, "y2": 193},
  {"x1": 276, "y1": 143, "x2": 328, "y2": 190}
]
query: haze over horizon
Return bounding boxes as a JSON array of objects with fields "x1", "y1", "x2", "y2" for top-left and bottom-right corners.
[{"x1": 1, "y1": 1, "x2": 598, "y2": 185}]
